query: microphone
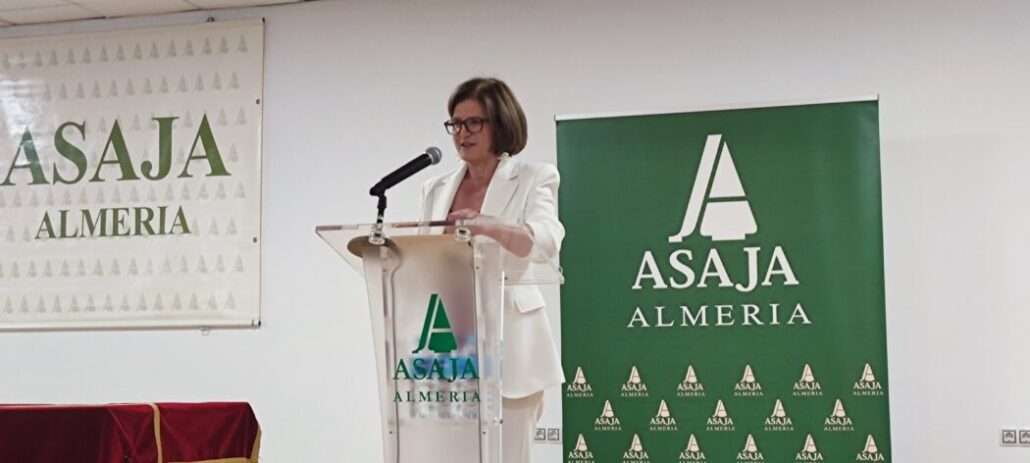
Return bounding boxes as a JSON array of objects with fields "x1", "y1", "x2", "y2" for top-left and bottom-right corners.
[{"x1": 369, "y1": 147, "x2": 443, "y2": 196}]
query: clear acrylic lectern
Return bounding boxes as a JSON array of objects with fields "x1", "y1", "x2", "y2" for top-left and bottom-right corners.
[{"x1": 316, "y1": 220, "x2": 562, "y2": 463}]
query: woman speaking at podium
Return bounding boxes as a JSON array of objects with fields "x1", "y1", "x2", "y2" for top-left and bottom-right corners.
[{"x1": 418, "y1": 77, "x2": 564, "y2": 463}]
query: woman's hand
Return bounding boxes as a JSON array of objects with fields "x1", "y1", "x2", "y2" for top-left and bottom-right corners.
[
  {"x1": 447, "y1": 208, "x2": 481, "y2": 223},
  {"x1": 447, "y1": 209, "x2": 534, "y2": 257}
]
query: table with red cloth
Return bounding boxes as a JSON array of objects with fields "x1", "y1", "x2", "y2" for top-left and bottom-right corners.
[{"x1": 0, "y1": 402, "x2": 260, "y2": 463}]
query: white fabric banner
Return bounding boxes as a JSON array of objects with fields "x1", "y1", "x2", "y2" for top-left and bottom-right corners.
[{"x1": 0, "y1": 20, "x2": 263, "y2": 329}]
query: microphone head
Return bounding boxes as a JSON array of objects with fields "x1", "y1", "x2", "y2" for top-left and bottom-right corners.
[{"x1": 425, "y1": 146, "x2": 443, "y2": 164}]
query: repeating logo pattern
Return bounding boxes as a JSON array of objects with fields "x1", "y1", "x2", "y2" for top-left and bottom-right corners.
[
  {"x1": 705, "y1": 399, "x2": 735, "y2": 431},
  {"x1": 621, "y1": 365, "x2": 649, "y2": 397},
  {"x1": 568, "y1": 434, "x2": 595, "y2": 463},
  {"x1": 648, "y1": 400, "x2": 678, "y2": 431},
  {"x1": 794, "y1": 364, "x2": 824, "y2": 397},
  {"x1": 679, "y1": 434, "x2": 706, "y2": 462},
  {"x1": 566, "y1": 362, "x2": 888, "y2": 459},
  {"x1": 623, "y1": 434, "x2": 650, "y2": 462},
  {"x1": 594, "y1": 400, "x2": 622, "y2": 432},
  {"x1": 734, "y1": 364, "x2": 764, "y2": 397},
  {"x1": 853, "y1": 364, "x2": 885, "y2": 396},
  {"x1": 764, "y1": 399, "x2": 794, "y2": 431},
  {"x1": 677, "y1": 365, "x2": 705, "y2": 397},
  {"x1": 567, "y1": 366, "x2": 594, "y2": 398}
]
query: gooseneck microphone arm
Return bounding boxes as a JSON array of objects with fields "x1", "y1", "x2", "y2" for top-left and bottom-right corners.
[
  {"x1": 369, "y1": 147, "x2": 443, "y2": 197},
  {"x1": 369, "y1": 147, "x2": 442, "y2": 232}
]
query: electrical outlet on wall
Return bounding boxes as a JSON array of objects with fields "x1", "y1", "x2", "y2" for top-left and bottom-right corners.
[
  {"x1": 534, "y1": 427, "x2": 546, "y2": 442},
  {"x1": 1019, "y1": 430, "x2": 1030, "y2": 446},
  {"x1": 547, "y1": 427, "x2": 561, "y2": 442},
  {"x1": 1001, "y1": 429, "x2": 1018, "y2": 446}
]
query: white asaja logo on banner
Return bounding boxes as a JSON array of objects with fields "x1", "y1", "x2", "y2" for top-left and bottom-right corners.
[
  {"x1": 566, "y1": 366, "x2": 593, "y2": 398},
  {"x1": 623, "y1": 434, "x2": 651, "y2": 462},
  {"x1": 793, "y1": 364, "x2": 823, "y2": 396},
  {"x1": 734, "y1": 364, "x2": 763, "y2": 397},
  {"x1": 764, "y1": 399, "x2": 794, "y2": 431},
  {"x1": 736, "y1": 434, "x2": 764, "y2": 463},
  {"x1": 621, "y1": 365, "x2": 649, "y2": 397},
  {"x1": 677, "y1": 365, "x2": 705, "y2": 397},
  {"x1": 649, "y1": 399, "x2": 678, "y2": 431},
  {"x1": 568, "y1": 434, "x2": 595, "y2": 462},
  {"x1": 669, "y1": 133, "x2": 757, "y2": 243},
  {"x1": 853, "y1": 363, "x2": 885, "y2": 396},
  {"x1": 679, "y1": 434, "x2": 707, "y2": 462},
  {"x1": 594, "y1": 400, "x2": 622, "y2": 431},
  {"x1": 824, "y1": 398, "x2": 855, "y2": 432},
  {"x1": 856, "y1": 435, "x2": 885, "y2": 461},
  {"x1": 796, "y1": 434, "x2": 824, "y2": 462},
  {"x1": 706, "y1": 399, "x2": 735, "y2": 431}
]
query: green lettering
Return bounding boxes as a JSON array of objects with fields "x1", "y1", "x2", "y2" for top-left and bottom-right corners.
[
  {"x1": 80, "y1": 209, "x2": 106, "y2": 237},
  {"x1": 2, "y1": 128, "x2": 48, "y2": 186},
  {"x1": 428, "y1": 359, "x2": 447, "y2": 382},
  {"x1": 35, "y1": 211, "x2": 56, "y2": 239},
  {"x1": 135, "y1": 207, "x2": 156, "y2": 235},
  {"x1": 89, "y1": 120, "x2": 139, "y2": 182},
  {"x1": 169, "y1": 206, "x2": 190, "y2": 234},
  {"x1": 142, "y1": 117, "x2": 177, "y2": 180},
  {"x1": 461, "y1": 359, "x2": 480, "y2": 380},
  {"x1": 111, "y1": 207, "x2": 130, "y2": 236},
  {"x1": 179, "y1": 114, "x2": 229, "y2": 178},
  {"x1": 58, "y1": 209, "x2": 79, "y2": 238},
  {"x1": 53, "y1": 121, "x2": 88, "y2": 184},
  {"x1": 393, "y1": 360, "x2": 411, "y2": 380},
  {"x1": 412, "y1": 358, "x2": 427, "y2": 379}
]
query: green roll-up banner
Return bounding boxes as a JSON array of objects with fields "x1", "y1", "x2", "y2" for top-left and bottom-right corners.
[{"x1": 558, "y1": 99, "x2": 890, "y2": 463}]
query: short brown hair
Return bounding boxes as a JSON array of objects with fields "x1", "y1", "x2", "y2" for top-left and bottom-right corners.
[{"x1": 448, "y1": 77, "x2": 528, "y2": 156}]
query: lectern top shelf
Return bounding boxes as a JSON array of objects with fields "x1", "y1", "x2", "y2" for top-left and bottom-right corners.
[{"x1": 316, "y1": 219, "x2": 563, "y2": 286}]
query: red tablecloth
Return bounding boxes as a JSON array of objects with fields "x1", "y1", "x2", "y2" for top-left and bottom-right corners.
[{"x1": 0, "y1": 402, "x2": 260, "y2": 463}]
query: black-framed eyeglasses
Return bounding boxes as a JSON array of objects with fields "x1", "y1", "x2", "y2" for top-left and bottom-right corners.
[{"x1": 444, "y1": 117, "x2": 489, "y2": 135}]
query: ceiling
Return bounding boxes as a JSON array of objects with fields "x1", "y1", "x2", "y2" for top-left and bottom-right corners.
[{"x1": 0, "y1": 0, "x2": 307, "y2": 27}]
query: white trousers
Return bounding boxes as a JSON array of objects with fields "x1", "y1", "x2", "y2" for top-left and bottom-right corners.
[{"x1": 502, "y1": 391, "x2": 544, "y2": 463}]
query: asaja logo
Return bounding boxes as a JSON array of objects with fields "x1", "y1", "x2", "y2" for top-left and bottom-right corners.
[
  {"x1": 705, "y1": 399, "x2": 735, "y2": 431},
  {"x1": 669, "y1": 133, "x2": 757, "y2": 242},
  {"x1": 856, "y1": 435, "x2": 885, "y2": 461},
  {"x1": 628, "y1": 135, "x2": 810, "y2": 331},
  {"x1": 392, "y1": 294, "x2": 479, "y2": 404},
  {"x1": 824, "y1": 398, "x2": 855, "y2": 432},
  {"x1": 764, "y1": 399, "x2": 794, "y2": 431},
  {"x1": 734, "y1": 365, "x2": 763, "y2": 397},
  {"x1": 623, "y1": 434, "x2": 650, "y2": 462},
  {"x1": 621, "y1": 365, "x2": 649, "y2": 397},
  {"x1": 413, "y1": 293, "x2": 457, "y2": 354},
  {"x1": 593, "y1": 400, "x2": 622, "y2": 431},
  {"x1": 853, "y1": 363, "x2": 885, "y2": 396},
  {"x1": 736, "y1": 434, "x2": 764, "y2": 463},
  {"x1": 679, "y1": 434, "x2": 707, "y2": 462},
  {"x1": 568, "y1": 434, "x2": 595, "y2": 462},
  {"x1": 795, "y1": 434, "x2": 824, "y2": 462},
  {"x1": 793, "y1": 364, "x2": 823, "y2": 397},
  {"x1": 677, "y1": 365, "x2": 705, "y2": 397},
  {"x1": 649, "y1": 400, "x2": 678, "y2": 431},
  {"x1": 566, "y1": 367, "x2": 593, "y2": 398}
]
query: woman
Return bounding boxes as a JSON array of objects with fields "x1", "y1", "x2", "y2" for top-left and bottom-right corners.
[{"x1": 419, "y1": 77, "x2": 564, "y2": 463}]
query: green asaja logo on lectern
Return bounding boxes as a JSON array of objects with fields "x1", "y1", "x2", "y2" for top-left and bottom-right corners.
[
  {"x1": 392, "y1": 293, "x2": 479, "y2": 383},
  {"x1": 413, "y1": 293, "x2": 457, "y2": 354}
]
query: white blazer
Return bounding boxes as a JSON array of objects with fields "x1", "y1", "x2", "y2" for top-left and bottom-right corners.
[{"x1": 419, "y1": 153, "x2": 565, "y2": 398}]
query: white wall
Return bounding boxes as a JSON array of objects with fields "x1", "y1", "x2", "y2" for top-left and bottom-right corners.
[{"x1": 2, "y1": 0, "x2": 1029, "y2": 461}]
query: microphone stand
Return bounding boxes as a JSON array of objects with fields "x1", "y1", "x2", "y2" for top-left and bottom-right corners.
[{"x1": 370, "y1": 193, "x2": 387, "y2": 245}]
